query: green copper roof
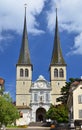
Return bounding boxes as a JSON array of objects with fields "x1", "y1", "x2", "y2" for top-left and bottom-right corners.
[
  {"x1": 17, "y1": 8, "x2": 31, "y2": 65},
  {"x1": 50, "y1": 8, "x2": 66, "y2": 66}
]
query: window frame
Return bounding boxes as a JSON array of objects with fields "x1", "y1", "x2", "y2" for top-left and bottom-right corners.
[
  {"x1": 20, "y1": 68, "x2": 24, "y2": 77},
  {"x1": 25, "y1": 69, "x2": 29, "y2": 77},
  {"x1": 59, "y1": 68, "x2": 64, "y2": 77},
  {"x1": 79, "y1": 110, "x2": 82, "y2": 118},
  {"x1": 54, "y1": 68, "x2": 58, "y2": 77},
  {"x1": 78, "y1": 95, "x2": 82, "y2": 104},
  {"x1": 34, "y1": 93, "x2": 38, "y2": 102}
]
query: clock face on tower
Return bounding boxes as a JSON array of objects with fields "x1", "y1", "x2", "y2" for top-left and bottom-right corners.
[{"x1": 37, "y1": 82, "x2": 44, "y2": 88}]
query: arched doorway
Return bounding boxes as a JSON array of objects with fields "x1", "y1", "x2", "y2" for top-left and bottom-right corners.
[{"x1": 36, "y1": 107, "x2": 46, "y2": 122}]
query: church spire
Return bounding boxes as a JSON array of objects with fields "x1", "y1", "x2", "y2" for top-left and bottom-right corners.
[
  {"x1": 50, "y1": 8, "x2": 66, "y2": 66},
  {"x1": 17, "y1": 5, "x2": 31, "y2": 65}
]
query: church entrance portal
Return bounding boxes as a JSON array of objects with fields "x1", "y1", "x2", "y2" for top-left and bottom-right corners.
[{"x1": 36, "y1": 108, "x2": 46, "y2": 122}]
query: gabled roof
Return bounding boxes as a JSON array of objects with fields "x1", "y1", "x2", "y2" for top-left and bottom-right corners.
[
  {"x1": 69, "y1": 80, "x2": 82, "y2": 92},
  {"x1": 50, "y1": 8, "x2": 66, "y2": 66},
  {"x1": 17, "y1": 7, "x2": 32, "y2": 65},
  {"x1": 71, "y1": 81, "x2": 80, "y2": 86}
]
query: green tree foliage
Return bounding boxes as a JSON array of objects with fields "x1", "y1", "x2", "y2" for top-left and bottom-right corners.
[
  {"x1": 0, "y1": 96, "x2": 19, "y2": 126},
  {"x1": 57, "y1": 78, "x2": 76, "y2": 104},
  {"x1": 3, "y1": 93, "x2": 12, "y2": 103},
  {"x1": 46, "y1": 104, "x2": 68, "y2": 123},
  {"x1": 0, "y1": 86, "x2": 4, "y2": 96}
]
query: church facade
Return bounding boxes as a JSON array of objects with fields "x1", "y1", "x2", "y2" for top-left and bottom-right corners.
[{"x1": 16, "y1": 8, "x2": 67, "y2": 125}]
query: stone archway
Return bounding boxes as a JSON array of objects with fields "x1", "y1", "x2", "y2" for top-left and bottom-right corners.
[{"x1": 36, "y1": 107, "x2": 46, "y2": 122}]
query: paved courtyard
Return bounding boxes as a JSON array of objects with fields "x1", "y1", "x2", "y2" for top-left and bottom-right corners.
[{"x1": 6, "y1": 126, "x2": 74, "y2": 130}]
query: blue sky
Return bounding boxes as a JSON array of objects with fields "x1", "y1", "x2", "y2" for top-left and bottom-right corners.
[{"x1": 0, "y1": 0, "x2": 82, "y2": 101}]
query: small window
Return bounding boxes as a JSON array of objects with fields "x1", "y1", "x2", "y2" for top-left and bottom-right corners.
[
  {"x1": 40, "y1": 96, "x2": 43, "y2": 102},
  {"x1": 25, "y1": 69, "x2": 29, "y2": 77},
  {"x1": 78, "y1": 95, "x2": 82, "y2": 104},
  {"x1": 54, "y1": 69, "x2": 58, "y2": 77},
  {"x1": 59, "y1": 68, "x2": 64, "y2": 77},
  {"x1": 23, "y1": 82, "x2": 25, "y2": 85},
  {"x1": 34, "y1": 93, "x2": 38, "y2": 102},
  {"x1": 46, "y1": 93, "x2": 50, "y2": 102},
  {"x1": 19, "y1": 111, "x2": 23, "y2": 118},
  {"x1": 20, "y1": 69, "x2": 23, "y2": 77},
  {"x1": 79, "y1": 110, "x2": 82, "y2": 118}
]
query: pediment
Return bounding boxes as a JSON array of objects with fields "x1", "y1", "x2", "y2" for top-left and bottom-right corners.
[{"x1": 31, "y1": 75, "x2": 51, "y2": 89}]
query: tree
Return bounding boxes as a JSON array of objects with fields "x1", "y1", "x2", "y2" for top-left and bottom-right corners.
[
  {"x1": 57, "y1": 78, "x2": 76, "y2": 104},
  {"x1": 0, "y1": 86, "x2": 4, "y2": 96},
  {"x1": 46, "y1": 104, "x2": 68, "y2": 123},
  {"x1": 46, "y1": 104, "x2": 57, "y2": 120},
  {"x1": 0, "y1": 96, "x2": 19, "y2": 126},
  {"x1": 3, "y1": 93, "x2": 12, "y2": 103}
]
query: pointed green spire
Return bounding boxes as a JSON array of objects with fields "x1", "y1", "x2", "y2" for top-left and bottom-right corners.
[
  {"x1": 50, "y1": 8, "x2": 66, "y2": 66},
  {"x1": 17, "y1": 6, "x2": 31, "y2": 65}
]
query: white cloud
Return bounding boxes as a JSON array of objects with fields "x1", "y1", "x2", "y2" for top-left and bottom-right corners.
[
  {"x1": 47, "y1": 0, "x2": 82, "y2": 55},
  {"x1": 0, "y1": 0, "x2": 46, "y2": 51},
  {"x1": 0, "y1": 0, "x2": 46, "y2": 34},
  {"x1": 72, "y1": 33, "x2": 82, "y2": 54}
]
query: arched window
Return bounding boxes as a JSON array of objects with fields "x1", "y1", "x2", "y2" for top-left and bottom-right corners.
[
  {"x1": 20, "y1": 69, "x2": 24, "y2": 77},
  {"x1": 54, "y1": 69, "x2": 58, "y2": 77},
  {"x1": 59, "y1": 68, "x2": 64, "y2": 77},
  {"x1": 25, "y1": 69, "x2": 29, "y2": 77}
]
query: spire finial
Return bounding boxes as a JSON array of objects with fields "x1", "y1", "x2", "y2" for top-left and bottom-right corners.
[
  {"x1": 56, "y1": 7, "x2": 57, "y2": 16},
  {"x1": 24, "y1": 3, "x2": 27, "y2": 16},
  {"x1": 55, "y1": 3, "x2": 57, "y2": 18}
]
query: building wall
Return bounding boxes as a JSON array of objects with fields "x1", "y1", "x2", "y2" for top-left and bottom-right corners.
[
  {"x1": 73, "y1": 84, "x2": 82, "y2": 120},
  {"x1": 16, "y1": 65, "x2": 32, "y2": 106},
  {"x1": 30, "y1": 75, "x2": 51, "y2": 122},
  {"x1": 16, "y1": 109, "x2": 32, "y2": 126},
  {"x1": 50, "y1": 66, "x2": 66, "y2": 105}
]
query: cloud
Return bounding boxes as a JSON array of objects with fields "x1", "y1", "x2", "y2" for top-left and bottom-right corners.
[
  {"x1": 72, "y1": 33, "x2": 82, "y2": 54},
  {"x1": 0, "y1": 0, "x2": 46, "y2": 34},
  {"x1": 0, "y1": 0, "x2": 46, "y2": 51},
  {"x1": 47, "y1": 0, "x2": 82, "y2": 55}
]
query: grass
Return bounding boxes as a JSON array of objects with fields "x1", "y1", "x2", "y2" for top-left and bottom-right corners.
[
  {"x1": 7, "y1": 125, "x2": 19, "y2": 128},
  {"x1": 7, "y1": 125, "x2": 28, "y2": 128}
]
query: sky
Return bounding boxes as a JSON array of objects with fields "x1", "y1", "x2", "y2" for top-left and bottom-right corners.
[{"x1": 0, "y1": 0, "x2": 82, "y2": 101}]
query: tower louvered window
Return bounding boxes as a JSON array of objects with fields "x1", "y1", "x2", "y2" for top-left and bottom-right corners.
[
  {"x1": 20, "y1": 69, "x2": 24, "y2": 77},
  {"x1": 59, "y1": 68, "x2": 64, "y2": 77},
  {"x1": 54, "y1": 69, "x2": 58, "y2": 77},
  {"x1": 25, "y1": 69, "x2": 29, "y2": 77}
]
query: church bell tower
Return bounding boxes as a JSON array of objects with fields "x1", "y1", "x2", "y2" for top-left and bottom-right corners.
[
  {"x1": 16, "y1": 7, "x2": 33, "y2": 107},
  {"x1": 50, "y1": 8, "x2": 67, "y2": 105}
]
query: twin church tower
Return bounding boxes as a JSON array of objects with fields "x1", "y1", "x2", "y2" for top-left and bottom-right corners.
[{"x1": 16, "y1": 8, "x2": 66, "y2": 123}]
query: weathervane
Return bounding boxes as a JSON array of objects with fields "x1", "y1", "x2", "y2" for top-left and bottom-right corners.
[{"x1": 24, "y1": 3, "x2": 27, "y2": 8}]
